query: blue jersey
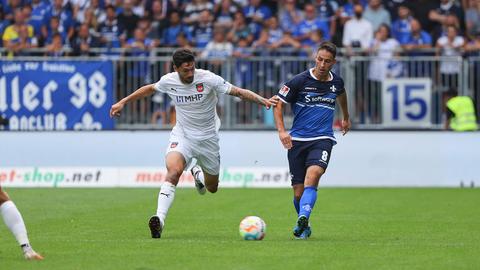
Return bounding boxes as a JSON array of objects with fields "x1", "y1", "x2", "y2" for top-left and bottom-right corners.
[{"x1": 277, "y1": 69, "x2": 345, "y2": 142}]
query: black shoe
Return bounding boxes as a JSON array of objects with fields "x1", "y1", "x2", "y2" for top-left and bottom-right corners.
[
  {"x1": 293, "y1": 215, "x2": 309, "y2": 238},
  {"x1": 149, "y1": 216, "x2": 163, "y2": 239}
]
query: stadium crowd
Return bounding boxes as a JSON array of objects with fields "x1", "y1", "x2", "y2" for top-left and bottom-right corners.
[
  {"x1": 1, "y1": 0, "x2": 479, "y2": 128},
  {"x1": 1, "y1": 0, "x2": 480, "y2": 57}
]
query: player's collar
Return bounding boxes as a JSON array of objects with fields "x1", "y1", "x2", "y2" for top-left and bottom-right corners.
[{"x1": 309, "y1": 68, "x2": 333, "y2": 81}]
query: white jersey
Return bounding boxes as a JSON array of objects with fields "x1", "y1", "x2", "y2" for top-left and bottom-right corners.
[{"x1": 154, "y1": 69, "x2": 232, "y2": 140}]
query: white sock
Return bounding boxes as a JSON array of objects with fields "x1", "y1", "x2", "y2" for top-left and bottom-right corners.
[
  {"x1": 156, "y1": 181, "x2": 176, "y2": 226},
  {"x1": 0, "y1": 200, "x2": 30, "y2": 246}
]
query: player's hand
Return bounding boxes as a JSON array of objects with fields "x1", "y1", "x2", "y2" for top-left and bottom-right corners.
[
  {"x1": 261, "y1": 97, "x2": 276, "y2": 110},
  {"x1": 268, "y1": 95, "x2": 280, "y2": 106},
  {"x1": 341, "y1": 119, "x2": 351, "y2": 136},
  {"x1": 110, "y1": 101, "x2": 125, "y2": 118},
  {"x1": 279, "y1": 131, "x2": 292, "y2": 149}
]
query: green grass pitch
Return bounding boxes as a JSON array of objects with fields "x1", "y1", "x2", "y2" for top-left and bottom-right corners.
[{"x1": 0, "y1": 188, "x2": 479, "y2": 270}]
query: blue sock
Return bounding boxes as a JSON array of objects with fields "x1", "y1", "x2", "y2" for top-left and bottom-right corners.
[
  {"x1": 299, "y1": 186, "x2": 317, "y2": 219},
  {"x1": 293, "y1": 197, "x2": 300, "y2": 214}
]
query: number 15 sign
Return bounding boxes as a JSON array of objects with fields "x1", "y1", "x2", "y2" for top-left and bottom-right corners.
[{"x1": 382, "y1": 78, "x2": 432, "y2": 128}]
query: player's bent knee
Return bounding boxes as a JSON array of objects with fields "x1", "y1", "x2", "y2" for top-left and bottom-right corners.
[{"x1": 165, "y1": 170, "x2": 183, "y2": 185}]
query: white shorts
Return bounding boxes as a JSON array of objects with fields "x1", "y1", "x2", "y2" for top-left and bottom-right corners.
[{"x1": 165, "y1": 133, "x2": 220, "y2": 175}]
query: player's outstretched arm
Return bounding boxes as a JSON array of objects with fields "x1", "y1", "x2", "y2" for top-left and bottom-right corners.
[
  {"x1": 273, "y1": 96, "x2": 292, "y2": 149},
  {"x1": 228, "y1": 86, "x2": 277, "y2": 109},
  {"x1": 337, "y1": 92, "x2": 351, "y2": 136},
  {"x1": 110, "y1": 84, "x2": 156, "y2": 118}
]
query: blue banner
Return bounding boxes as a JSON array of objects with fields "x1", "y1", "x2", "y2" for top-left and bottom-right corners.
[{"x1": 0, "y1": 60, "x2": 114, "y2": 130}]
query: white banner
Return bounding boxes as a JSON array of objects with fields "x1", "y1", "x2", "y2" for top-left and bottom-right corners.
[
  {"x1": 382, "y1": 78, "x2": 432, "y2": 128},
  {"x1": 0, "y1": 167, "x2": 291, "y2": 188}
]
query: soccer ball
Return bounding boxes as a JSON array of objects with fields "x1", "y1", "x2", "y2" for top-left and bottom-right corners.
[{"x1": 239, "y1": 216, "x2": 266, "y2": 240}]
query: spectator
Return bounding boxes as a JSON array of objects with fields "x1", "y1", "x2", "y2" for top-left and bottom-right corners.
[
  {"x1": 44, "y1": 32, "x2": 67, "y2": 57},
  {"x1": 243, "y1": 0, "x2": 272, "y2": 39},
  {"x1": 137, "y1": 18, "x2": 160, "y2": 47},
  {"x1": 313, "y1": 0, "x2": 337, "y2": 41},
  {"x1": 294, "y1": 3, "x2": 330, "y2": 47},
  {"x1": 411, "y1": 0, "x2": 438, "y2": 34},
  {"x1": 214, "y1": 0, "x2": 238, "y2": 29},
  {"x1": 226, "y1": 11, "x2": 254, "y2": 45},
  {"x1": 0, "y1": 9, "x2": 8, "y2": 47},
  {"x1": 43, "y1": 16, "x2": 68, "y2": 45},
  {"x1": 391, "y1": 5, "x2": 413, "y2": 45},
  {"x1": 2, "y1": 9, "x2": 36, "y2": 57},
  {"x1": 278, "y1": 0, "x2": 303, "y2": 34},
  {"x1": 402, "y1": 18, "x2": 433, "y2": 55},
  {"x1": 98, "y1": 5, "x2": 123, "y2": 56},
  {"x1": 131, "y1": 0, "x2": 146, "y2": 17},
  {"x1": 83, "y1": 8, "x2": 100, "y2": 37},
  {"x1": 124, "y1": 27, "x2": 156, "y2": 54},
  {"x1": 71, "y1": 23, "x2": 101, "y2": 56},
  {"x1": 342, "y1": 4, "x2": 373, "y2": 52},
  {"x1": 148, "y1": 0, "x2": 168, "y2": 43},
  {"x1": 384, "y1": 0, "x2": 410, "y2": 21},
  {"x1": 464, "y1": 32, "x2": 480, "y2": 55},
  {"x1": 28, "y1": 0, "x2": 51, "y2": 42},
  {"x1": 184, "y1": 0, "x2": 214, "y2": 26},
  {"x1": 429, "y1": 0, "x2": 466, "y2": 42},
  {"x1": 232, "y1": 37, "x2": 253, "y2": 89},
  {"x1": 443, "y1": 88, "x2": 478, "y2": 131},
  {"x1": 144, "y1": 0, "x2": 169, "y2": 19},
  {"x1": 191, "y1": 10, "x2": 214, "y2": 49},
  {"x1": 433, "y1": 13, "x2": 461, "y2": 42},
  {"x1": 339, "y1": 0, "x2": 368, "y2": 21},
  {"x1": 402, "y1": 18, "x2": 433, "y2": 77},
  {"x1": 3, "y1": 0, "x2": 23, "y2": 21},
  {"x1": 163, "y1": 10, "x2": 191, "y2": 47},
  {"x1": 90, "y1": 0, "x2": 106, "y2": 26},
  {"x1": 46, "y1": 0, "x2": 75, "y2": 42},
  {"x1": 201, "y1": 27, "x2": 233, "y2": 59},
  {"x1": 14, "y1": 24, "x2": 39, "y2": 56},
  {"x1": 436, "y1": 25, "x2": 464, "y2": 89},
  {"x1": 118, "y1": 0, "x2": 140, "y2": 40},
  {"x1": 175, "y1": 32, "x2": 192, "y2": 49},
  {"x1": 363, "y1": 0, "x2": 391, "y2": 32},
  {"x1": 368, "y1": 24, "x2": 401, "y2": 123},
  {"x1": 465, "y1": 0, "x2": 480, "y2": 39},
  {"x1": 71, "y1": 0, "x2": 91, "y2": 25}
]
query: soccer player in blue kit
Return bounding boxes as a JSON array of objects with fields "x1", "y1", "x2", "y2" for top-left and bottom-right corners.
[{"x1": 273, "y1": 41, "x2": 351, "y2": 239}]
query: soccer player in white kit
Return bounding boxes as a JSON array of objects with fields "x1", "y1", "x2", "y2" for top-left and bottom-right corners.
[
  {"x1": 110, "y1": 49, "x2": 277, "y2": 238},
  {"x1": 0, "y1": 186, "x2": 43, "y2": 260}
]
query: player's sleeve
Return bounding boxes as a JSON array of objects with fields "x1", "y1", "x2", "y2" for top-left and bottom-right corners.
[
  {"x1": 276, "y1": 78, "x2": 299, "y2": 103},
  {"x1": 209, "y1": 71, "x2": 232, "y2": 95},
  {"x1": 153, "y1": 76, "x2": 167, "y2": 93}
]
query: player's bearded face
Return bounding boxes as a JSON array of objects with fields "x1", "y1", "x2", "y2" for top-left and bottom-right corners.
[
  {"x1": 314, "y1": 50, "x2": 335, "y2": 77},
  {"x1": 176, "y1": 61, "x2": 195, "y2": 84}
]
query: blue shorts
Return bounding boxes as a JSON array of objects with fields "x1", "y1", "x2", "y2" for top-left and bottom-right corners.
[{"x1": 287, "y1": 139, "x2": 333, "y2": 185}]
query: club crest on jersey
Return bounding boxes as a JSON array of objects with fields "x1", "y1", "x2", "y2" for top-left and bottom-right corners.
[
  {"x1": 330, "y1": 85, "x2": 336, "y2": 92},
  {"x1": 170, "y1": 142, "x2": 178, "y2": 148},
  {"x1": 196, "y1": 83, "x2": 204, "y2": 92},
  {"x1": 279, "y1": 85, "x2": 290, "y2": 96}
]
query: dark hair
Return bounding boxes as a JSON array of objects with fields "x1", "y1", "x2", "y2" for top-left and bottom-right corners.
[
  {"x1": 172, "y1": 48, "x2": 195, "y2": 67},
  {"x1": 378, "y1": 23, "x2": 391, "y2": 38},
  {"x1": 317, "y1": 41, "x2": 337, "y2": 57},
  {"x1": 444, "y1": 88, "x2": 458, "y2": 98}
]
